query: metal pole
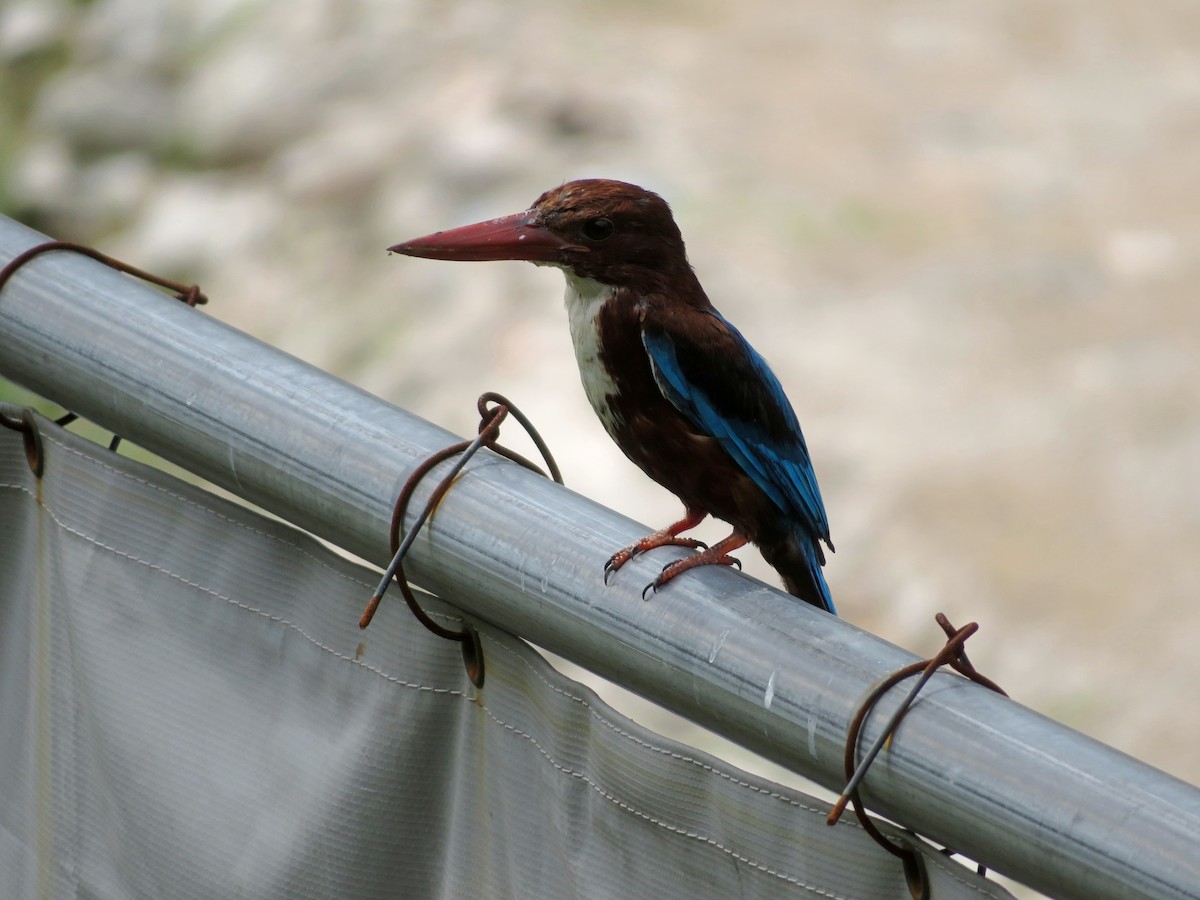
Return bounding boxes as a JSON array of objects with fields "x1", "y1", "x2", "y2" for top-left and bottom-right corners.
[{"x1": 1, "y1": 215, "x2": 1197, "y2": 899}]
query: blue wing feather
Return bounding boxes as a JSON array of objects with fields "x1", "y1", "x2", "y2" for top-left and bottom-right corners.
[{"x1": 641, "y1": 316, "x2": 831, "y2": 546}]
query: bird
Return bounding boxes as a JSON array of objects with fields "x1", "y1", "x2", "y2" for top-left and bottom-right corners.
[{"x1": 389, "y1": 179, "x2": 836, "y2": 614}]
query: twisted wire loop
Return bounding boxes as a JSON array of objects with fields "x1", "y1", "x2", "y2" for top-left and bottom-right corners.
[
  {"x1": 0, "y1": 240, "x2": 208, "y2": 306},
  {"x1": 827, "y1": 613, "x2": 1008, "y2": 897},
  {"x1": 0, "y1": 241, "x2": 209, "y2": 475},
  {"x1": 358, "y1": 392, "x2": 563, "y2": 689}
]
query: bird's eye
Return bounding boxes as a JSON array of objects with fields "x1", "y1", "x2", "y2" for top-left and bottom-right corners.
[{"x1": 581, "y1": 217, "x2": 614, "y2": 242}]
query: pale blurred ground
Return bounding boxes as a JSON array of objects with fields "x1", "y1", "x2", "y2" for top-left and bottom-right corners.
[{"x1": 3, "y1": 0, "x2": 1198, "y2": 890}]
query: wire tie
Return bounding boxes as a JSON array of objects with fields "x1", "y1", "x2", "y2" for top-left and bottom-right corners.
[
  {"x1": 0, "y1": 240, "x2": 209, "y2": 458},
  {"x1": 826, "y1": 614, "x2": 1008, "y2": 895},
  {"x1": 359, "y1": 392, "x2": 562, "y2": 688}
]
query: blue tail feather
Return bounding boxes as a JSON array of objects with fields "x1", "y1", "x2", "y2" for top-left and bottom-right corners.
[{"x1": 760, "y1": 531, "x2": 836, "y2": 615}]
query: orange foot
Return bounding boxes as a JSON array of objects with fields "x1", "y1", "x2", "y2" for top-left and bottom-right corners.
[
  {"x1": 603, "y1": 508, "x2": 708, "y2": 585},
  {"x1": 642, "y1": 533, "x2": 749, "y2": 600}
]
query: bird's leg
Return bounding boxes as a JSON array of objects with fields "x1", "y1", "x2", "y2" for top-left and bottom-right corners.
[
  {"x1": 642, "y1": 531, "x2": 749, "y2": 600},
  {"x1": 604, "y1": 508, "x2": 709, "y2": 585}
]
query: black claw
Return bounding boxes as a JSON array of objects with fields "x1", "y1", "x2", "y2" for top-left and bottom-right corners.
[
  {"x1": 603, "y1": 553, "x2": 626, "y2": 585},
  {"x1": 641, "y1": 581, "x2": 657, "y2": 601},
  {"x1": 730, "y1": 556, "x2": 742, "y2": 570}
]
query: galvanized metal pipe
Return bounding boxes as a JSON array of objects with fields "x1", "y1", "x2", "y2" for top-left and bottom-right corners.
[{"x1": 2, "y1": 215, "x2": 1197, "y2": 899}]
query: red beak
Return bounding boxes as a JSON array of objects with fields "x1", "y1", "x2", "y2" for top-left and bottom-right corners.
[{"x1": 388, "y1": 210, "x2": 582, "y2": 262}]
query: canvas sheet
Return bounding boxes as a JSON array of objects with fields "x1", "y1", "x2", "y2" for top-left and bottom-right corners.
[{"x1": 0, "y1": 408, "x2": 1011, "y2": 899}]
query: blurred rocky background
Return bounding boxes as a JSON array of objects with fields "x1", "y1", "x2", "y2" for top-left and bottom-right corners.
[{"x1": 3, "y1": 0, "x2": 1198, "y2": 862}]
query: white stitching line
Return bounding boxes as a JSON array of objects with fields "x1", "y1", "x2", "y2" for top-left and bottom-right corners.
[
  {"x1": 43, "y1": 434, "x2": 369, "y2": 592},
  {"x1": 1, "y1": 476, "x2": 464, "y2": 699},
  {"x1": 478, "y1": 700, "x2": 846, "y2": 897},
  {"x1": 479, "y1": 644, "x2": 1001, "y2": 898},
  {"x1": 485, "y1": 636, "x2": 836, "y2": 817},
  {"x1": 2, "y1": 449, "x2": 1002, "y2": 897}
]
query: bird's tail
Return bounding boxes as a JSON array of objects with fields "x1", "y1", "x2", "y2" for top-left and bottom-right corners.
[{"x1": 759, "y1": 532, "x2": 836, "y2": 615}]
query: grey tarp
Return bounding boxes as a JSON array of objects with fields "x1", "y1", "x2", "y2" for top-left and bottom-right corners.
[{"x1": 0, "y1": 410, "x2": 1012, "y2": 899}]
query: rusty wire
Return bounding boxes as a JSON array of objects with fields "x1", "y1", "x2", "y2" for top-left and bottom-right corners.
[
  {"x1": 358, "y1": 392, "x2": 562, "y2": 688},
  {"x1": 826, "y1": 613, "x2": 1008, "y2": 896},
  {"x1": 0, "y1": 407, "x2": 45, "y2": 478},
  {"x1": 0, "y1": 240, "x2": 207, "y2": 306},
  {"x1": 0, "y1": 240, "x2": 209, "y2": 476}
]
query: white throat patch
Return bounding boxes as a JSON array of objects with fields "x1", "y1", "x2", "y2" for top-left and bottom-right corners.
[{"x1": 561, "y1": 270, "x2": 621, "y2": 434}]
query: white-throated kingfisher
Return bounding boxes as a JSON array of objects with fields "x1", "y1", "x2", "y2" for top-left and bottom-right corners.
[{"x1": 389, "y1": 179, "x2": 836, "y2": 614}]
